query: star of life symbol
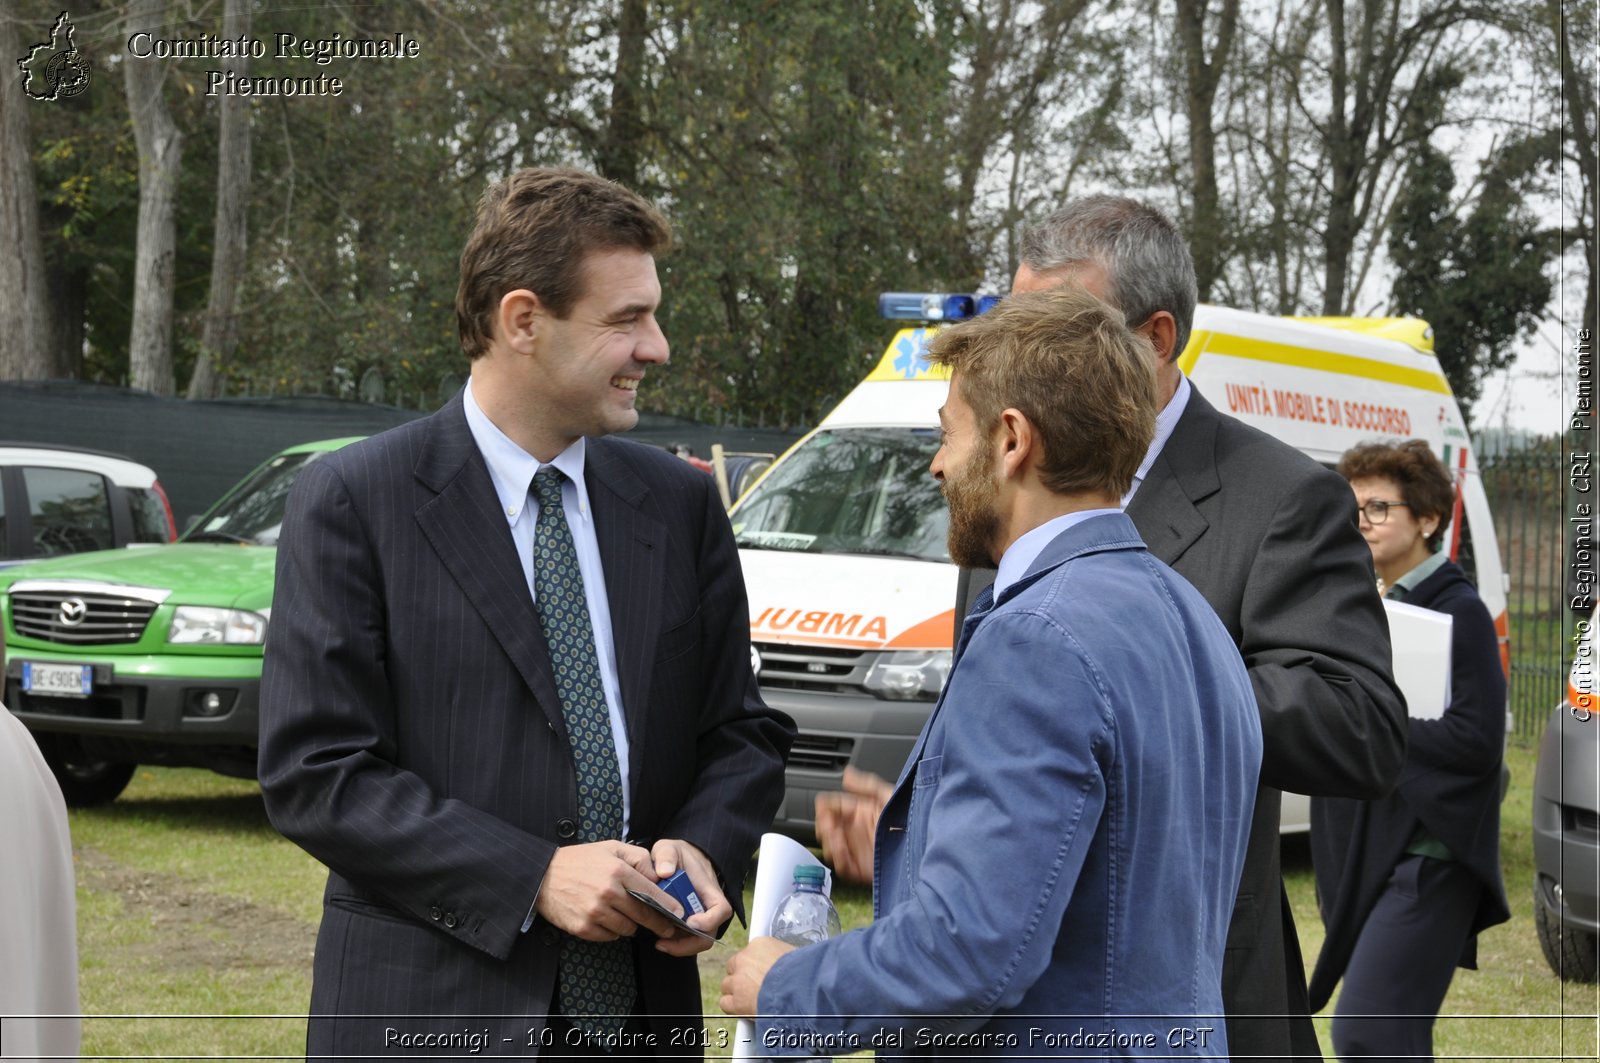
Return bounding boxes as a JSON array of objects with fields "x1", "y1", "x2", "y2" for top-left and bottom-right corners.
[
  {"x1": 18, "y1": 12, "x2": 92, "y2": 101},
  {"x1": 894, "y1": 329, "x2": 932, "y2": 379}
]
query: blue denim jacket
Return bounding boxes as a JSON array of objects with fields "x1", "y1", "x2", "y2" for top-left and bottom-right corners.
[{"x1": 757, "y1": 513, "x2": 1262, "y2": 1058}]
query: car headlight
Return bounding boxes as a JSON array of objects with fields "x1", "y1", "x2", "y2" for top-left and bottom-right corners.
[
  {"x1": 863, "y1": 649, "x2": 952, "y2": 701},
  {"x1": 168, "y1": 606, "x2": 268, "y2": 645}
]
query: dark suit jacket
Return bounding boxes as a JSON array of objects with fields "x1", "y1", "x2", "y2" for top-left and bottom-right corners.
[
  {"x1": 1308, "y1": 560, "x2": 1510, "y2": 1010},
  {"x1": 258, "y1": 395, "x2": 794, "y2": 1056},
  {"x1": 958, "y1": 388, "x2": 1405, "y2": 1062},
  {"x1": 1127, "y1": 389, "x2": 1406, "y2": 1060}
]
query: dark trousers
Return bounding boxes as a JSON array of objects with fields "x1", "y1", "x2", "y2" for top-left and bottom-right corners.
[{"x1": 1331, "y1": 854, "x2": 1481, "y2": 1063}]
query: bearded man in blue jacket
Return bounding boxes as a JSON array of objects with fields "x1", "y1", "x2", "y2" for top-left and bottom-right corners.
[{"x1": 721, "y1": 285, "x2": 1264, "y2": 1059}]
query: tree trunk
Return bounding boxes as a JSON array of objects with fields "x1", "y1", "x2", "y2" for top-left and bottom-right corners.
[
  {"x1": 0, "y1": 12, "x2": 53, "y2": 380},
  {"x1": 123, "y1": 0, "x2": 182, "y2": 396},
  {"x1": 1176, "y1": 0, "x2": 1241, "y2": 302},
  {"x1": 597, "y1": 0, "x2": 648, "y2": 187},
  {"x1": 188, "y1": 0, "x2": 252, "y2": 399},
  {"x1": 46, "y1": 259, "x2": 86, "y2": 379},
  {"x1": 1321, "y1": 0, "x2": 1355, "y2": 314}
]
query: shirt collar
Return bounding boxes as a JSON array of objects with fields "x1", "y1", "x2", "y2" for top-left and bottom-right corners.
[
  {"x1": 1388, "y1": 548, "x2": 1449, "y2": 599},
  {"x1": 463, "y1": 378, "x2": 589, "y2": 524},
  {"x1": 1139, "y1": 369, "x2": 1190, "y2": 477},
  {"x1": 994, "y1": 507, "x2": 1123, "y2": 600},
  {"x1": 1130, "y1": 372, "x2": 1191, "y2": 493}
]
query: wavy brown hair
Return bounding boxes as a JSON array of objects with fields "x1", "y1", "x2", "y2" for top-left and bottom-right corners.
[{"x1": 455, "y1": 167, "x2": 671, "y2": 359}]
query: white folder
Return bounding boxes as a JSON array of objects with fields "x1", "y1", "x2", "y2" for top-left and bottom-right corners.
[{"x1": 1383, "y1": 598, "x2": 1453, "y2": 720}]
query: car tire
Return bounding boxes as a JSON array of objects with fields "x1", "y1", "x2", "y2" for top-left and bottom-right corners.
[
  {"x1": 1535, "y1": 889, "x2": 1600, "y2": 982},
  {"x1": 36, "y1": 734, "x2": 137, "y2": 806}
]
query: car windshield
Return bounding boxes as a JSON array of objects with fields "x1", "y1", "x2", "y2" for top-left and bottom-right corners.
[
  {"x1": 731, "y1": 428, "x2": 948, "y2": 562},
  {"x1": 183, "y1": 451, "x2": 324, "y2": 547}
]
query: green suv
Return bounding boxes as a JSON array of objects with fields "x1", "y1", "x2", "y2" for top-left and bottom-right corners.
[{"x1": 0, "y1": 437, "x2": 359, "y2": 804}]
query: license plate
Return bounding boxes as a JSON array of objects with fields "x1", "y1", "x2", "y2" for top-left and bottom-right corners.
[{"x1": 21, "y1": 662, "x2": 94, "y2": 698}]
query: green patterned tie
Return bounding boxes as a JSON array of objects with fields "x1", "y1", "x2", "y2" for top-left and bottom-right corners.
[{"x1": 531, "y1": 467, "x2": 635, "y2": 1041}]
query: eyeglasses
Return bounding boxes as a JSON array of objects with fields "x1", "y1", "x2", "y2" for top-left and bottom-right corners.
[{"x1": 1358, "y1": 499, "x2": 1410, "y2": 525}]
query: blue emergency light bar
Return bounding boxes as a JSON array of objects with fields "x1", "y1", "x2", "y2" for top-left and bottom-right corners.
[{"x1": 879, "y1": 292, "x2": 1003, "y2": 322}]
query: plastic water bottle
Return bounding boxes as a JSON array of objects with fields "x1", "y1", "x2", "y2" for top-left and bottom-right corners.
[{"x1": 769, "y1": 864, "x2": 840, "y2": 945}]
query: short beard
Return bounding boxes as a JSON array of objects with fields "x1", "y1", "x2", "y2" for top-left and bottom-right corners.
[{"x1": 944, "y1": 438, "x2": 1001, "y2": 569}]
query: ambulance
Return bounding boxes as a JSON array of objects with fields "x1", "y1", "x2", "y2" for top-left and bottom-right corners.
[{"x1": 729, "y1": 294, "x2": 1509, "y2": 839}]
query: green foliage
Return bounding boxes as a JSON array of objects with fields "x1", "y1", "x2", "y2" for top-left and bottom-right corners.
[
  {"x1": 638, "y1": 0, "x2": 968, "y2": 426},
  {"x1": 1389, "y1": 134, "x2": 1558, "y2": 421},
  {"x1": 10, "y1": 1, "x2": 1577, "y2": 425},
  {"x1": 16, "y1": 1, "x2": 1099, "y2": 421}
]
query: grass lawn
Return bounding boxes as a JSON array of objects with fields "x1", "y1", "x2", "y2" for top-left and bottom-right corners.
[
  {"x1": 1284, "y1": 736, "x2": 1599, "y2": 1062},
  {"x1": 66, "y1": 737, "x2": 1598, "y2": 1058}
]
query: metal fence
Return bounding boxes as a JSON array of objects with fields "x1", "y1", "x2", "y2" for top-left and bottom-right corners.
[{"x1": 1479, "y1": 433, "x2": 1568, "y2": 737}]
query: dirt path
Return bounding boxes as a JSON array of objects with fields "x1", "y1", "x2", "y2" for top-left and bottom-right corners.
[{"x1": 75, "y1": 845, "x2": 316, "y2": 974}]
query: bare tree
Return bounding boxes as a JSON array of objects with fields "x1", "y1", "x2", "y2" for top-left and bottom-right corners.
[
  {"x1": 188, "y1": 0, "x2": 253, "y2": 399},
  {"x1": 1313, "y1": 0, "x2": 1473, "y2": 314},
  {"x1": 1176, "y1": 0, "x2": 1242, "y2": 300},
  {"x1": 946, "y1": 0, "x2": 1099, "y2": 283},
  {"x1": 1235, "y1": 1, "x2": 1320, "y2": 312},
  {"x1": 0, "y1": 11, "x2": 53, "y2": 380},
  {"x1": 123, "y1": 0, "x2": 182, "y2": 395}
]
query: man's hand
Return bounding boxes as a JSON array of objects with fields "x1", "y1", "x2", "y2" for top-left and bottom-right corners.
[
  {"x1": 719, "y1": 936, "x2": 796, "y2": 1018},
  {"x1": 649, "y1": 838, "x2": 732, "y2": 956},
  {"x1": 535, "y1": 841, "x2": 678, "y2": 941},
  {"x1": 814, "y1": 767, "x2": 893, "y2": 885}
]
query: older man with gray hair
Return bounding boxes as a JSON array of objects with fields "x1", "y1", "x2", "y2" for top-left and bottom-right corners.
[{"x1": 817, "y1": 195, "x2": 1406, "y2": 1062}]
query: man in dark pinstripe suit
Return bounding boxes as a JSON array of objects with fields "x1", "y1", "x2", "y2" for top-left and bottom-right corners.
[{"x1": 259, "y1": 167, "x2": 794, "y2": 1059}]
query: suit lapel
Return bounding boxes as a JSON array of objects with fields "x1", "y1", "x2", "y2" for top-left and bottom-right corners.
[
  {"x1": 584, "y1": 440, "x2": 667, "y2": 785},
  {"x1": 1126, "y1": 387, "x2": 1221, "y2": 567},
  {"x1": 412, "y1": 397, "x2": 567, "y2": 736}
]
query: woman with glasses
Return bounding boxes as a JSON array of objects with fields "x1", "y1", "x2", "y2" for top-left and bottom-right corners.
[{"x1": 1308, "y1": 439, "x2": 1510, "y2": 1063}]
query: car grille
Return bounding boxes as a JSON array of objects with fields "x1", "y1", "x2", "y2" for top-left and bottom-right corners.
[
  {"x1": 753, "y1": 641, "x2": 871, "y2": 694},
  {"x1": 787, "y1": 732, "x2": 856, "y2": 772},
  {"x1": 9, "y1": 588, "x2": 159, "y2": 645},
  {"x1": 1567, "y1": 806, "x2": 1600, "y2": 840}
]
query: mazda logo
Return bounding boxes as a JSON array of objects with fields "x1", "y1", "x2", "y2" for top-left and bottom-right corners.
[
  {"x1": 58, "y1": 598, "x2": 88, "y2": 627},
  {"x1": 750, "y1": 644, "x2": 762, "y2": 677}
]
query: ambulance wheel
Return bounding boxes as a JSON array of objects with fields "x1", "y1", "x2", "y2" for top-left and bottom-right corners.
[{"x1": 1535, "y1": 894, "x2": 1599, "y2": 983}]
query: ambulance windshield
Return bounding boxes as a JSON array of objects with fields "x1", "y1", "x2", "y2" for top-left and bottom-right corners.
[{"x1": 732, "y1": 428, "x2": 949, "y2": 562}]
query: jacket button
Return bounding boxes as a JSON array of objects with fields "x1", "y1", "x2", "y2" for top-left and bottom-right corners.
[
  {"x1": 429, "y1": 906, "x2": 443, "y2": 922},
  {"x1": 556, "y1": 818, "x2": 577, "y2": 839},
  {"x1": 539, "y1": 927, "x2": 560, "y2": 946},
  {"x1": 444, "y1": 912, "x2": 459, "y2": 929}
]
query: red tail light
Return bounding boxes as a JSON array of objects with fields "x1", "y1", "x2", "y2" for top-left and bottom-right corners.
[{"x1": 152, "y1": 480, "x2": 178, "y2": 541}]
